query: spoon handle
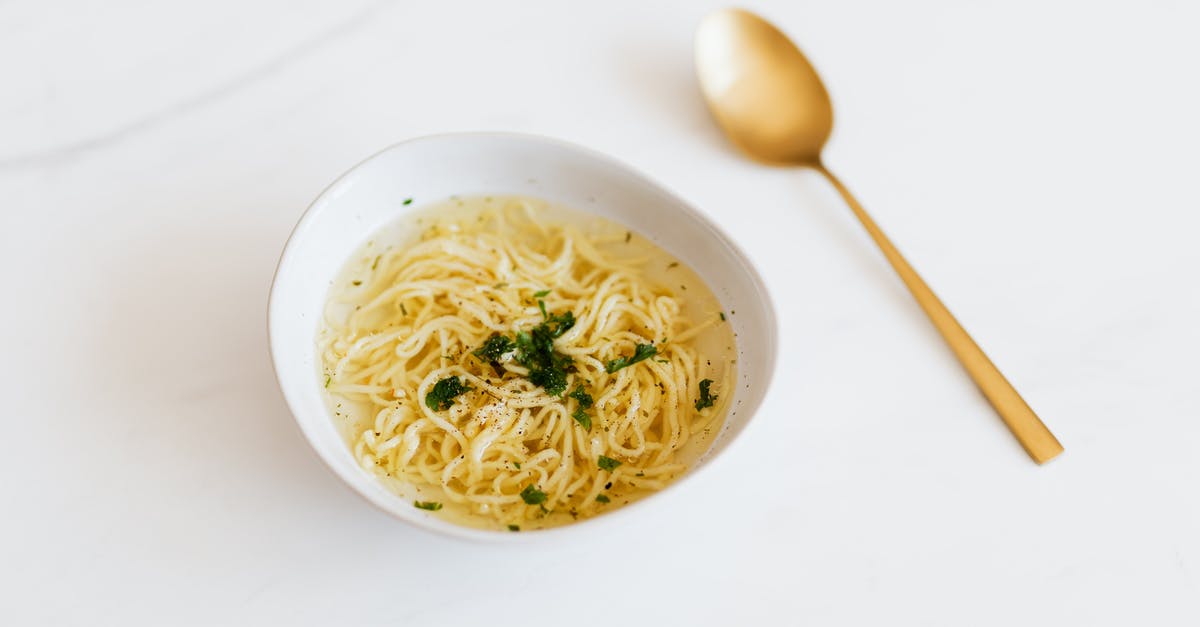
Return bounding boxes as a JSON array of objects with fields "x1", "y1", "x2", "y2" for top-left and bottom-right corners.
[{"x1": 814, "y1": 163, "x2": 1064, "y2": 464}]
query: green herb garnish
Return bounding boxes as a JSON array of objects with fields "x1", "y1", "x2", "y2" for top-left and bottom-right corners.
[
  {"x1": 605, "y1": 343, "x2": 657, "y2": 373},
  {"x1": 695, "y1": 378, "x2": 717, "y2": 410},
  {"x1": 597, "y1": 456, "x2": 622, "y2": 472},
  {"x1": 400, "y1": 303, "x2": 408, "y2": 316},
  {"x1": 351, "y1": 280, "x2": 362, "y2": 286},
  {"x1": 507, "y1": 524, "x2": 520, "y2": 532},
  {"x1": 520, "y1": 484, "x2": 548, "y2": 505},
  {"x1": 403, "y1": 198, "x2": 413, "y2": 205},
  {"x1": 568, "y1": 384, "x2": 593, "y2": 409},
  {"x1": 493, "y1": 282, "x2": 508, "y2": 289},
  {"x1": 537, "y1": 299, "x2": 547, "y2": 319},
  {"x1": 413, "y1": 500, "x2": 442, "y2": 511},
  {"x1": 513, "y1": 462, "x2": 520, "y2": 470},
  {"x1": 544, "y1": 311, "x2": 575, "y2": 338},
  {"x1": 533, "y1": 289, "x2": 551, "y2": 297},
  {"x1": 595, "y1": 494, "x2": 611, "y2": 503},
  {"x1": 424, "y1": 376, "x2": 471, "y2": 411},
  {"x1": 473, "y1": 333, "x2": 515, "y2": 362},
  {"x1": 572, "y1": 408, "x2": 592, "y2": 431},
  {"x1": 513, "y1": 310, "x2": 576, "y2": 396},
  {"x1": 719, "y1": 312, "x2": 726, "y2": 321},
  {"x1": 324, "y1": 375, "x2": 331, "y2": 388},
  {"x1": 461, "y1": 310, "x2": 577, "y2": 396},
  {"x1": 569, "y1": 385, "x2": 596, "y2": 431}
]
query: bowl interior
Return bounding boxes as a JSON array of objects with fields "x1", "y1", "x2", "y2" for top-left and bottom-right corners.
[{"x1": 269, "y1": 133, "x2": 777, "y2": 539}]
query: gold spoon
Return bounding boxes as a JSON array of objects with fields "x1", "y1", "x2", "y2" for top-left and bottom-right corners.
[{"x1": 695, "y1": 8, "x2": 1063, "y2": 464}]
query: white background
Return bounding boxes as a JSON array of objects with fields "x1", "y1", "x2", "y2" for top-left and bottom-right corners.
[{"x1": 2, "y1": 1, "x2": 1198, "y2": 625}]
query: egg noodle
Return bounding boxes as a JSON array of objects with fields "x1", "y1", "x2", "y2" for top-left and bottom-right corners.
[{"x1": 319, "y1": 198, "x2": 731, "y2": 529}]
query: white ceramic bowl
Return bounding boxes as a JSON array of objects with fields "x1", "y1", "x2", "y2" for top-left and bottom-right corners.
[{"x1": 269, "y1": 133, "x2": 777, "y2": 540}]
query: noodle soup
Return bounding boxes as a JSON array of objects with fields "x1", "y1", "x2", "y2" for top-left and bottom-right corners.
[{"x1": 318, "y1": 196, "x2": 736, "y2": 530}]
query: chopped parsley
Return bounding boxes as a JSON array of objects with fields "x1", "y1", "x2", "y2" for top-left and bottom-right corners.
[
  {"x1": 605, "y1": 343, "x2": 657, "y2": 373},
  {"x1": 413, "y1": 500, "x2": 442, "y2": 511},
  {"x1": 424, "y1": 376, "x2": 471, "y2": 411},
  {"x1": 597, "y1": 456, "x2": 622, "y2": 472},
  {"x1": 513, "y1": 462, "x2": 520, "y2": 469},
  {"x1": 516, "y1": 333, "x2": 570, "y2": 395},
  {"x1": 493, "y1": 282, "x2": 508, "y2": 289},
  {"x1": 324, "y1": 375, "x2": 331, "y2": 388},
  {"x1": 507, "y1": 524, "x2": 520, "y2": 532},
  {"x1": 513, "y1": 310, "x2": 576, "y2": 396},
  {"x1": 568, "y1": 384, "x2": 594, "y2": 430},
  {"x1": 572, "y1": 408, "x2": 592, "y2": 431},
  {"x1": 537, "y1": 299, "x2": 547, "y2": 319},
  {"x1": 473, "y1": 333, "x2": 515, "y2": 362},
  {"x1": 533, "y1": 289, "x2": 551, "y2": 297},
  {"x1": 529, "y1": 309, "x2": 574, "y2": 339},
  {"x1": 400, "y1": 303, "x2": 408, "y2": 316},
  {"x1": 403, "y1": 198, "x2": 413, "y2": 205},
  {"x1": 466, "y1": 309, "x2": 577, "y2": 396},
  {"x1": 568, "y1": 384, "x2": 593, "y2": 409},
  {"x1": 695, "y1": 379, "x2": 717, "y2": 410},
  {"x1": 520, "y1": 484, "x2": 548, "y2": 505},
  {"x1": 351, "y1": 280, "x2": 362, "y2": 286},
  {"x1": 595, "y1": 494, "x2": 611, "y2": 503},
  {"x1": 719, "y1": 312, "x2": 726, "y2": 321}
]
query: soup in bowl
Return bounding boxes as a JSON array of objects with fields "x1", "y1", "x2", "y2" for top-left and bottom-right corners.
[{"x1": 269, "y1": 133, "x2": 777, "y2": 539}]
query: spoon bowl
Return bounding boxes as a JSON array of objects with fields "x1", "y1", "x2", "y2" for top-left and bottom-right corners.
[{"x1": 696, "y1": 9, "x2": 833, "y2": 165}]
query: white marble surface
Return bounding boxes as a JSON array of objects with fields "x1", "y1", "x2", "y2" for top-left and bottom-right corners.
[{"x1": 2, "y1": 1, "x2": 1198, "y2": 624}]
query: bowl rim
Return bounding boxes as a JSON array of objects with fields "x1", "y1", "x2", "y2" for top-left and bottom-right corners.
[{"x1": 267, "y1": 131, "x2": 780, "y2": 542}]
